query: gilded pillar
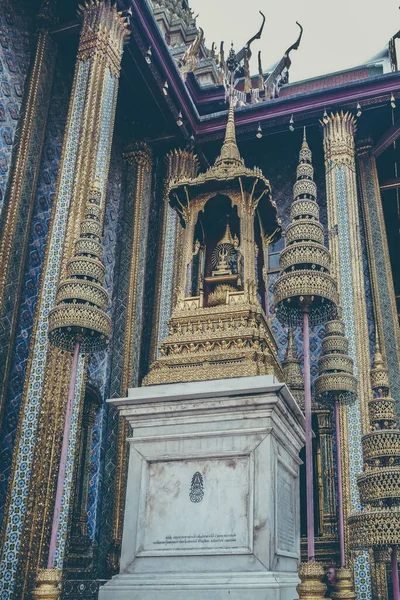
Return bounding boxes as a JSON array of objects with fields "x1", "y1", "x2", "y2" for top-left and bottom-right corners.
[
  {"x1": 107, "y1": 141, "x2": 153, "y2": 572},
  {"x1": 66, "y1": 392, "x2": 99, "y2": 570},
  {"x1": 316, "y1": 410, "x2": 337, "y2": 539},
  {"x1": 357, "y1": 140, "x2": 400, "y2": 408},
  {"x1": 0, "y1": 3, "x2": 58, "y2": 415},
  {"x1": 151, "y1": 150, "x2": 199, "y2": 360},
  {"x1": 0, "y1": 2, "x2": 129, "y2": 597},
  {"x1": 322, "y1": 112, "x2": 372, "y2": 595}
]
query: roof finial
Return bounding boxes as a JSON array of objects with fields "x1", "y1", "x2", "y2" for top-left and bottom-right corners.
[
  {"x1": 299, "y1": 126, "x2": 312, "y2": 164},
  {"x1": 373, "y1": 327, "x2": 385, "y2": 370},
  {"x1": 370, "y1": 327, "x2": 390, "y2": 392},
  {"x1": 214, "y1": 63, "x2": 243, "y2": 168}
]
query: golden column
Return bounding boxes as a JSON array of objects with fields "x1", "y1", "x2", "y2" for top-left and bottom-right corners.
[
  {"x1": 322, "y1": 113, "x2": 372, "y2": 594},
  {"x1": 107, "y1": 141, "x2": 153, "y2": 573},
  {"x1": 357, "y1": 140, "x2": 400, "y2": 406},
  {"x1": 0, "y1": 0, "x2": 58, "y2": 413},
  {"x1": 149, "y1": 149, "x2": 200, "y2": 365},
  {"x1": 0, "y1": 2, "x2": 129, "y2": 599},
  {"x1": 349, "y1": 336, "x2": 400, "y2": 600},
  {"x1": 315, "y1": 317, "x2": 358, "y2": 598}
]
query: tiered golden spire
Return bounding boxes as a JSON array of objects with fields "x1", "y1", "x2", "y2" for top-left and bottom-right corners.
[
  {"x1": 274, "y1": 129, "x2": 338, "y2": 326},
  {"x1": 48, "y1": 185, "x2": 111, "y2": 353},
  {"x1": 213, "y1": 95, "x2": 243, "y2": 169},
  {"x1": 348, "y1": 332, "x2": 400, "y2": 551},
  {"x1": 314, "y1": 316, "x2": 357, "y2": 405},
  {"x1": 144, "y1": 45, "x2": 282, "y2": 386}
]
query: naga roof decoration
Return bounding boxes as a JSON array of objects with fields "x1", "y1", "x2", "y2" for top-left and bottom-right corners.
[{"x1": 169, "y1": 43, "x2": 280, "y2": 226}]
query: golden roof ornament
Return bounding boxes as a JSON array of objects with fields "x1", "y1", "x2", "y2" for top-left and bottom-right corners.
[
  {"x1": 168, "y1": 44, "x2": 279, "y2": 218},
  {"x1": 213, "y1": 90, "x2": 243, "y2": 170},
  {"x1": 348, "y1": 332, "x2": 400, "y2": 551},
  {"x1": 144, "y1": 40, "x2": 283, "y2": 386},
  {"x1": 273, "y1": 128, "x2": 338, "y2": 326}
]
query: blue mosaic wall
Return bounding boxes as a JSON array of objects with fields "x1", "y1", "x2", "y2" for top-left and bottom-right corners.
[
  {"x1": 358, "y1": 186, "x2": 375, "y2": 364},
  {"x1": 0, "y1": 55, "x2": 89, "y2": 595},
  {"x1": 358, "y1": 152, "x2": 400, "y2": 410},
  {"x1": 0, "y1": 0, "x2": 34, "y2": 217},
  {"x1": 335, "y1": 166, "x2": 371, "y2": 598},
  {"x1": 86, "y1": 132, "x2": 125, "y2": 543},
  {"x1": 0, "y1": 54, "x2": 73, "y2": 528},
  {"x1": 95, "y1": 146, "x2": 159, "y2": 580},
  {"x1": 139, "y1": 155, "x2": 166, "y2": 379}
]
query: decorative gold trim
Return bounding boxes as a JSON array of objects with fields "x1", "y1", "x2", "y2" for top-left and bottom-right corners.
[
  {"x1": 108, "y1": 143, "x2": 153, "y2": 572},
  {"x1": 0, "y1": 44, "x2": 83, "y2": 571},
  {"x1": 31, "y1": 568, "x2": 62, "y2": 600},
  {"x1": 322, "y1": 112, "x2": 371, "y2": 566},
  {"x1": 296, "y1": 561, "x2": 327, "y2": 599},
  {"x1": 0, "y1": 31, "x2": 52, "y2": 314},
  {"x1": 77, "y1": 0, "x2": 130, "y2": 77},
  {"x1": 356, "y1": 141, "x2": 400, "y2": 387},
  {"x1": 0, "y1": 31, "x2": 57, "y2": 420},
  {"x1": 1, "y1": 1, "x2": 128, "y2": 593}
]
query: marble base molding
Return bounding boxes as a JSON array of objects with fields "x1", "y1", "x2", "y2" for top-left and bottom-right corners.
[{"x1": 99, "y1": 375, "x2": 305, "y2": 600}]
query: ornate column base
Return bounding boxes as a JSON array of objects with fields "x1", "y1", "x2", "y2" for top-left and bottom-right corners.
[
  {"x1": 106, "y1": 538, "x2": 121, "y2": 575},
  {"x1": 331, "y1": 567, "x2": 357, "y2": 599},
  {"x1": 296, "y1": 561, "x2": 327, "y2": 599},
  {"x1": 32, "y1": 568, "x2": 62, "y2": 600}
]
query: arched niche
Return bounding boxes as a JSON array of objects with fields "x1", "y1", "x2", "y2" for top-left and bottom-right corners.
[{"x1": 190, "y1": 194, "x2": 241, "y2": 306}]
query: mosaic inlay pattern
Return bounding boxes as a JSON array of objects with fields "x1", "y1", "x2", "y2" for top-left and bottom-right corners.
[
  {"x1": 0, "y1": 50, "x2": 70, "y2": 529},
  {"x1": 131, "y1": 166, "x2": 152, "y2": 385},
  {"x1": 54, "y1": 354, "x2": 85, "y2": 568},
  {"x1": 0, "y1": 59, "x2": 90, "y2": 596},
  {"x1": 359, "y1": 153, "x2": 400, "y2": 408},
  {"x1": 87, "y1": 133, "x2": 124, "y2": 544},
  {"x1": 335, "y1": 166, "x2": 371, "y2": 598},
  {"x1": 54, "y1": 72, "x2": 117, "y2": 569},
  {"x1": 95, "y1": 155, "x2": 132, "y2": 577},
  {"x1": 157, "y1": 203, "x2": 178, "y2": 350},
  {"x1": 0, "y1": 0, "x2": 33, "y2": 218}
]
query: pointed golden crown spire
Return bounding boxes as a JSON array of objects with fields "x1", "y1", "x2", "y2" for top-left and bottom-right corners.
[
  {"x1": 299, "y1": 126, "x2": 312, "y2": 163},
  {"x1": 217, "y1": 222, "x2": 234, "y2": 245},
  {"x1": 370, "y1": 329, "x2": 390, "y2": 391},
  {"x1": 214, "y1": 93, "x2": 243, "y2": 168}
]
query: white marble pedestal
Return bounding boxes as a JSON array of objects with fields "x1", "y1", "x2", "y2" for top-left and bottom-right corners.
[{"x1": 99, "y1": 375, "x2": 305, "y2": 600}]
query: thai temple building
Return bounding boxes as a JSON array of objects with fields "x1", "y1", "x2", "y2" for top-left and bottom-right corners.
[{"x1": 1, "y1": 0, "x2": 400, "y2": 598}]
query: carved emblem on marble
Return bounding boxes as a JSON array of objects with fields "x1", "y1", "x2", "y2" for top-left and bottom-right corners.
[{"x1": 189, "y1": 471, "x2": 204, "y2": 503}]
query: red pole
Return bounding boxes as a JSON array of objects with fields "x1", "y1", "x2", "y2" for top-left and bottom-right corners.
[
  {"x1": 303, "y1": 309, "x2": 315, "y2": 560},
  {"x1": 392, "y1": 545, "x2": 400, "y2": 600},
  {"x1": 47, "y1": 340, "x2": 81, "y2": 568},
  {"x1": 334, "y1": 398, "x2": 345, "y2": 567}
]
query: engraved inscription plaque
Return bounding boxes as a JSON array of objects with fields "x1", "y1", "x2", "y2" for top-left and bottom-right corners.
[
  {"x1": 139, "y1": 456, "x2": 251, "y2": 555},
  {"x1": 277, "y1": 464, "x2": 296, "y2": 553}
]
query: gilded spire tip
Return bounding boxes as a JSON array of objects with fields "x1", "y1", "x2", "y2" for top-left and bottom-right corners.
[
  {"x1": 214, "y1": 94, "x2": 242, "y2": 167},
  {"x1": 372, "y1": 328, "x2": 385, "y2": 370}
]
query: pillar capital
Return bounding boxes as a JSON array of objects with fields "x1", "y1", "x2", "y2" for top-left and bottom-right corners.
[
  {"x1": 356, "y1": 137, "x2": 373, "y2": 157},
  {"x1": 165, "y1": 148, "x2": 200, "y2": 183},
  {"x1": 77, "y1": 0, "x2": 130, "y2": 75},
  {"x1": 123, "y1": 141, "x2": 153, "y2": 170},
  {"x1": 321, "y1": 111, "x2": 357, "y2": 170}
]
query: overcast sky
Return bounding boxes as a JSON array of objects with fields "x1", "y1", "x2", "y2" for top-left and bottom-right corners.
[{"x1": 190, "y1": 0, "x2": 400, "y2": 83}]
